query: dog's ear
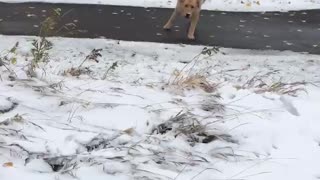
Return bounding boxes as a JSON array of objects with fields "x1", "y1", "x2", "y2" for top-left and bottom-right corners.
[
  {"x1": 179, "y1": 0, "x2": 185, "y2": 3},
  {"x1": 196, "y1": 0, "x2": 201, "y2": 8}
]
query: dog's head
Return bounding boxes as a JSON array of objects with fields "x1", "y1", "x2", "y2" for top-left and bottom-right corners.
[{"x1": 179, "y1": 0, "x2": 200, "y2": 19}]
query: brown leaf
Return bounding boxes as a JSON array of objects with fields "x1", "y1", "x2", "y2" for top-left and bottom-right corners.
[
  {"x1": 3, "y1": 162, "x2": 13, "y2": 167},
  {"x1": 123, "y1": 128, "x2": 135, "y2": 135}
]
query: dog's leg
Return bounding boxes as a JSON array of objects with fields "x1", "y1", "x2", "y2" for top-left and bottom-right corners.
[
  {"x1": 187, "y1": 13, "x2": 199, "y2": 40},
  {"x1": 163, "y1": 10, "x2": 178, "y2": 30}
]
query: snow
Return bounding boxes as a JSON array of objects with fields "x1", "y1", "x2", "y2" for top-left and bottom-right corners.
[
  {"x1": 2, "y1": 0, "x2": 320, "y2": 12},
  {"x1": 0, "y1": 35, "x2": 320, "y2": 180}
]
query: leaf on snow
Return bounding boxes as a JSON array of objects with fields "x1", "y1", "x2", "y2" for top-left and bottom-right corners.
[{"x1": 3, "y1": 162, "x2": 13, "y2": 167}]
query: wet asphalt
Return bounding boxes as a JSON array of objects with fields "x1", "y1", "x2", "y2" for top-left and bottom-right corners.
[{"x1": 0, "y1": 2, "x2": 320, "y2": 54}]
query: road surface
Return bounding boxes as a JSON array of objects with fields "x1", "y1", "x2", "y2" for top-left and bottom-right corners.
[{"x1": 0, "y1": 2, "x2": 320, "y2": 54}]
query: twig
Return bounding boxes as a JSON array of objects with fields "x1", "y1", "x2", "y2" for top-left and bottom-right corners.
[{"x1": 191, "y1": 167, "x2": 221, "y2": 180}]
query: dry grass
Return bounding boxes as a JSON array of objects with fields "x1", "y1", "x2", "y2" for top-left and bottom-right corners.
[
  {"x1": 152, "y1": 109, "x2": 233, "y2": 146},
  {"x1": 254, "y1": 81, "x2": 307, "y2": 96},
  {"x1": 63, "y1": 49, "x2": 101, "y2": 77},
  {"x1": 200, "y1": 94, "x2": 225, "y2": 113},
  {"x1": 170, "y1": 72, "x2": 217, "y2": 93},
  {"x1": 0, "y1": 42, "x2": 19, "y2": 80},
  {"x1": 236, "y1": 71, "x2": 308, "y2": 96},
  {"x1": 168, "y1": 47, "x2": 223, "y2": 93},
  {"x1": 63, "y1": 67, "x2": 93, "y2": 77}
]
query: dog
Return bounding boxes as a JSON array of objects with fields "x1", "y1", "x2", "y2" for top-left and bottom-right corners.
[{"x1": 163, "y1": 0, "x2": 204, "y2": 40}]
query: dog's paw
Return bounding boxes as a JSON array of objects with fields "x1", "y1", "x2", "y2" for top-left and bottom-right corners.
[
  {"x1": 163, "y1": 24, "x2": 171, "y2": 30},
  {"x1": 188, "y1": 34, "x2": 195, "y2": 40}
]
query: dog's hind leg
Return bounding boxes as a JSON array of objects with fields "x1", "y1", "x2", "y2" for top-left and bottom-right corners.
[{"x1": 163, "y1": 10, "x2": 178, "y2": 30}]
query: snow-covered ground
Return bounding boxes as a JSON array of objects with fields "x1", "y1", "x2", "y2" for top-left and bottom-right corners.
[
  {"x1": 2, "y1": 0, "x2": 320, "y2": 12},
  {"x1": 0, "y1": 35, "x2": 320, "y2": 180}
]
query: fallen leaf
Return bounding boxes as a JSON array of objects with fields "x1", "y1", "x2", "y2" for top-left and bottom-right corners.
[
  {"x1": 3, "y1": 162, "x2": 13, "y2": 167},
  {"x1": 123, "y1": 128, "x2": 135, "y2": 135}
]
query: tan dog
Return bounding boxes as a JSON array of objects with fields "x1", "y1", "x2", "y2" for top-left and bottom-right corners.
[{"x1": 163, "y1": 0, "x2": 204, "y2": 40}]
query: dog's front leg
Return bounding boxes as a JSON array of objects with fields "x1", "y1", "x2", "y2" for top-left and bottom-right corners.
[
  {"x1": 187, "y1": 13, "x2": 199, "y2": 40},
  {"x1": 163, "y1": 10, "x2": 178, "y2": 30}
]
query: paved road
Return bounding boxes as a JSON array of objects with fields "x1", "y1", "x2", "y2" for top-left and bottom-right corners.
[{"x1": 0, "y1": 2, "x2": 320, "y2": 54}]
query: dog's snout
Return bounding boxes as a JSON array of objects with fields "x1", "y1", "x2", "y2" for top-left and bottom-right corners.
[{"x1": 185, "y1": 13, "x2": 191, "y2": 18}]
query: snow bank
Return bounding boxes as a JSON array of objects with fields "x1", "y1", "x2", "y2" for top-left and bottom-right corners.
[{"x1": 0, "y1": 35, "x2": 320, "y2": 180}]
